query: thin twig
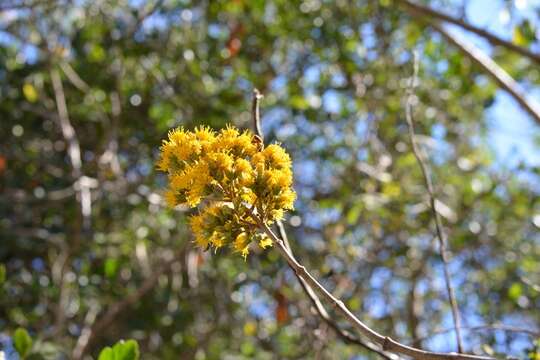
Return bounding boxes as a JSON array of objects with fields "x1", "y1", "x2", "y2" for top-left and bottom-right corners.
[
  {"x1": 253, "y1": 216, "x2": 493, "y2": 360},
  {"x1": 60, "y1": 62, "x2": 90, "y2": 92},
  {"x1": 251, "y1": 90, "x2": 395, "y2": 358},
  {"x1": 397, "y1": 0, "x2": 540, "y2": 65},
  {"x1": 405, "y1": 51, "x2": 464, "y2": 353},
  {"x1": 249, "y1": 92, "x2": 490, "y2": 359},
  {"x1": 50, "y1": 68, "x2": 93, "y2": 336},
  {"x1": 252, "y1": 88, "x2": 264, "y2": 141},
  {"x1": 125, "y1": 0, "x2": 164, "y2": 39},
  {"x1": 430, "y1": 22, "x2": 540, "y2": 126},
  {"x1": 279, "y1": 222, "x2": 396, "y2": 359},
  {"x1": 414, "y1": 324, "x2": 540, "y2": 344},
  {"x1": 50, "y1": 68, "x2": 92, "y2": 228}
]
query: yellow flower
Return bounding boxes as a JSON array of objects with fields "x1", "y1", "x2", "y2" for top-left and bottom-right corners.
[
  {"x1": 277, "y1": 188, "x2": 296, "y2": 209},
  {"x1": 258, "y1": 235, "x2": 273, "y2": 249},
  {"x1": 157, "y1": 143, "x2": 174, "y2": 172},
  {"x1": 194, "y1": 125, "x2": 216, "y2": 142},
  {"x1": 209, "y1": 231, "x2": 226, "y2": 249},
  {"x1": 158, "y1": 124, "x2": 296, "y2": 257},
  {"x1": 266, "y1": 169, "x2": 292, "y2": 188},
  {"x1": 168, "y1": 162, "x2": 211, "y2": 207},
  {"x1": 251, "y1": 152, "x2": 266, "y2": 171},
  {"x1": 233, "y1": 132, "x2": 257, "y2": 156},
  {"x1": 164, "y1": 189, "x2": 178, "y2": 208},
  {"x1": 240, "y1": 188, "x2": 257, "y2": 204},
  {"x1": 234, "y1": 158, "x2": 255, "y2": 186},
  {"x1": 269, "y1": 209, "x2": 284, "y2": 221},
  {"x1": 190, "y1": 213, "x2": 209, "y2": 248},
  {"x1": 170, "y1": 172, "x2": 191, "y2": 191},
  {"x1": 207, "y1": 152, "x2": 234, "y2": 175},
  {"x1": 262, "y1": 144, "x2": 291, "y2": 169},
  {"x1": 168, "y1": 128, "x2": 201, "y2": 160},
  {"x1": 233, "y1": 232, "x2": 251, "y2": 259}
]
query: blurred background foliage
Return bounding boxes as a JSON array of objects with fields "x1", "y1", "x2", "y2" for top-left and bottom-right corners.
[{"x1": 0, "y1": 0, "x2": 539, "y2": 359}]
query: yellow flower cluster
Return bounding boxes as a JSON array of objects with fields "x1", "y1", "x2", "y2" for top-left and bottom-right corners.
[{"x1": 158, "y1": 125, "x2": 295, "y2": 258}]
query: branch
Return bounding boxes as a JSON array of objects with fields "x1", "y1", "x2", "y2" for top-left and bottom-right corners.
[
  {"x1": 50, "y1": 68, "x2": 92, "y2": 227},
  {"x1": 251, "y1": 88, "x2": 264, "y2": 141},
  {"x1": 254, "y1": 217, "x2": 494, "y2": 360},
  {"x1": 397, "y1": 0, "x2": 540, "y2": 65},
  {"x1": 50, "y1": 69, "x2": 82, "y2": 176},
  {"x1": 405, "y1": 52, "x2": 464, "y2": 353},
  {"x1": 276, "y1": 222, "x2": 396, "y2": 359},
  {"x1": 50, "y1": 68, "x2": 93, "y2": 336},
  {"x1": 60, "y1": 62, "x2": 90, "y2": 92},
  {"x1": 429, "y1": 22, "x2": 540, "y2": 126},
  {"x1": 251, "y1": 90, "x2": 396, "y2": 358},
  {"x1": 247, "y1": 94, "x2": 491, "y2": 358},
  {"x1": 125, "y1": 0, "x2": 164, "y2": 39},
  {"x1": 415, "y1": 324, "x2": 540, "y2": 344}
]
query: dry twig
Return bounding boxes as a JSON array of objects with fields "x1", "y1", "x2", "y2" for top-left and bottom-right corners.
[
  {"x1": 397, "y1": 0, "x2": 540, "y2": 65},
  {"x1": 404, "y1": 52, "x2": 464, "y2": 352},
  {"x1": 249, "y1": 89, "x2": 491, "y2": 360}
]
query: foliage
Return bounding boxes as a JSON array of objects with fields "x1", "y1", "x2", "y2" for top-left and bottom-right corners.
[
  {"x1": 0, "y1": 0, "x2": 539, "y2": 359},
  {"x1": 13, "y1": 328, "x2": 32, "y2": 358},
  {"x1": 97, "y1": 340, "x2": 139, "y2": 360}
]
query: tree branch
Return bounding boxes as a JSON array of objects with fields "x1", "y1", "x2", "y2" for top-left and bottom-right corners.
[
  {"x1": 415, "y1": 324, "x2": 540, "y2": 344},
  {"x1": 429, "y1": 22, "x2": 540, "y2": 126},
  {"x1": 50, "y1": 68, "x2": 92, "y2": 228},
  {"x1": 251, "y1": 88, "x2": 264, "y2": 142},
  {"x1": 124, "y1": 0, "x2": 164, "y2": 39},
  {"x1": 397, "y1": 0, "x2": 540, "y2": 65},
  {"x1": 248, "y1": 91, "x2": 491, "y2": 359},
  {"x1": 276, "y1": 221, "x2": 396, "y2": 359},
  {"x1": 50, "y1": 68, "x2": 93, "y2": 337},
  {"x1": 251, "y1": 90, "x2": 396, "y2": 358},
  {"x1": 405, "y1": 52, "x2": 464, "y2": 353},
  {"x1": 253, "y1": 216, "x2": 494, "y2": 360}
]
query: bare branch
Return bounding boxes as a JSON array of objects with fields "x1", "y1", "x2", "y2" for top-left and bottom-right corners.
[
  {"x1": 278, "y1": 223, "x2": 397, "y2": 359},
  {"x1": 397, "y1": 0, "x2": 540, "y2": 65},
  {"x1": 430, "y1": 22, "x2": 540, "y2": 126},
  {"x1": 51, "y1": 69, "x2": 82, "y2": 176},
  {"x1": 253, "y1": 216, "x2": 494, "y2": 360},
  {"x1": 405, "y1": 52, "x2": 464, "y2": 353},
  {"x1": 60, "y1": 62, "x2": 90, "y2": 92},
  {"x1": 251, "y1": 88, "x2": 264, "y2": 141},
  {"x1": 50, "y1": 68, "x2": 92, "y2": 227},
  {"x1": 125, "y1": 0, "x2": 164, "y2": 39},
  {"x1": 415, "y1": 324, "x2": 540, "y2": 344},
  {"x1": 50, "y1": 68, "x2": 93, "y2": 336},
  {"x1": 251, "y1": 90, "x2": 395, "y2": 358}
]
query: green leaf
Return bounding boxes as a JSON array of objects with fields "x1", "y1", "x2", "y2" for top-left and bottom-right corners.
[
  {"x1": 289, "y1": 95, "x2": 309, "y2": 110},
  {"x1": 513, "y1": 26, "x2": 528, "y2": 46},
  {"x1": 14, "y1": 327, "x2": 33, "y2": 358},
  {"x1": 346, "y1": 204, "x2": 362, "y2": 224},
  {"x1": 113, "y1": 340, "x2": 139, "y2": 360},
  {"x1": 0, "y1": 263, "x2": 5, "y2": 285},
  {"x1": 508, "y1": 283, "x2": 522, "y2": 301},
  {"x1": 98, "y1": 340, "x2": 140, "y2": 360},
  {"x1": 98, "y1": 347, "x2": 114, "y2": 360},
  {"x1": 104, "y1": 258, "x2": 119, "y2": 278}
]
